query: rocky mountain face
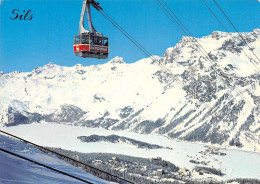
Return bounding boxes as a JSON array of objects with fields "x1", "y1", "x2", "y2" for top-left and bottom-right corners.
[{"x1": 1, "y1": 29, "x2": 259, "y2": 151}]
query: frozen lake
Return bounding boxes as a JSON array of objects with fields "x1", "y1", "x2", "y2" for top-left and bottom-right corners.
[{"x1": 1, "y1": 122, "x2": 259, "y2": 180}]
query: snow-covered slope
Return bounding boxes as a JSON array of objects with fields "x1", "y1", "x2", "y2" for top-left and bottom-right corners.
[
  {"x1": 0, "y1": 29, "x2": 259, "y2": 151},
  {"x1": 1, "y1": 123, "x2": 260, "y2": 180},
  {"x1": 0, "y1": 134, "x2": 114, "y2": 184}
]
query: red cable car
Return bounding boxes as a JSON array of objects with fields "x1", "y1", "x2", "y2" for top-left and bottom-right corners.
[{"x1": 73, "y1": 0, "x2": 109, "y2": 59}]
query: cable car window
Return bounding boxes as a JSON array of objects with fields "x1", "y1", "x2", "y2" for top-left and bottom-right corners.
[
  {"x1": 85, "y1": 36, "x2": 89, "y2": 44},
  {"x1": 103, "y1": 38, "x2": 108, "y2": 46},
  {"x1": 74, "y1": 36, "x2": 80, "y2": 44},
  {"x1": 89, "y1": 36, "x2": 93, "y2": 44},
  {"x1": 81, "y1": 38, "x2": 86, "y2": 44},
  {"x1": 94, "y1": 37, "x2": 99, "y2": 45},
  {"x1": 81, "y1": 35, "x2": 89, "y2": 44}
]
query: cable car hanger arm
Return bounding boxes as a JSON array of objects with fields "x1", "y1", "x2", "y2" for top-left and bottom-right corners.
[{"x1": 79, "y1": 0, "x2": 103, "y2": 36}]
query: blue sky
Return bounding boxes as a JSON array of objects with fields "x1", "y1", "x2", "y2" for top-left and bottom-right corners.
[{"x1": 0, "y1": 0, "x2": 259, "y2": 73}]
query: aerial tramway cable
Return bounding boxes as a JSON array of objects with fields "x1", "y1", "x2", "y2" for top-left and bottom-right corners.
[
  {"x1": 0, "y1": 147, "x2": 94, "y2": 184},
  {"x1": 0, "y1": 130, "x2": 135, "y2": 184},
  {"x1": 201, "y1": 0, "x2": 260, "y2": 73},
  {"x1": 96, "y1": 1, "x2": 259, "y2": 151},
  {"x1": 200, "y1": 0, "x2": 260, "y2": 150},
  {"x1": 100, "y1": 3, "x2": 245, "y2": 130},
  {"x1": 213, "y1": 0, "x2": 260, "y2": 63},
  {"x1": 154, "y1": 0, "x2": 256, "y2": 126},
  {"x1": 153, "y1": 0, "x2": 259, "y2": 151},
  {"x1": 99, "y1": 0, "x2": 256, "y2": 118},
  {"x1": 98, "y1": 8, "x2": 211, "y2": 109},
  {"x1": 154, "y1": 0, "x2": 255, "y2": 111}
]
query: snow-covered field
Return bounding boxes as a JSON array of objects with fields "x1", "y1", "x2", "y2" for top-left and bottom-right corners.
[
  {"x1": 0, "y1": 133, "x2": 114, "y2": 184},
  {"x1": 1, "y1": 122, "x2": 259, "y2": 181}
]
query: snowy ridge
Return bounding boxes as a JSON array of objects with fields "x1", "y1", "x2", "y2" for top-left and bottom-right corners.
[{"x1": 0, "y1": 29, "x2": 260, "y2": 151}]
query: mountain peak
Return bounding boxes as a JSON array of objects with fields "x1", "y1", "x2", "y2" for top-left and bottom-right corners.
[
  {"x1": 32, "y1": 62, "x2": 62, "y2": 76},
  {"x1": 43, "y1": 62, "x2": 59, "y2": 69},
  {"x1": 252, "y1": 28, "x2": 260, "y2": 35},
  {"x1": 107, "y1": 56, "x2": 125, "y2": 64},
  {"x1": 9, "y1": 71, "x2": 21, "y2": 76},
  {"x1": 74, "y1": 64, "x2": 83, "y2": 68}
]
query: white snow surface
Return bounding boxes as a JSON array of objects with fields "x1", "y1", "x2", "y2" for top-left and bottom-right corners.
[
  {"x1": 0, "y1": 133, "x2": 114, "y2": 184},
  {"x1": 1, "y1": 123, "x2": 259, "y2": 181}
]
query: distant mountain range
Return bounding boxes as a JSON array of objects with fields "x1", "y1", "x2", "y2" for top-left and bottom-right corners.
[{"x1": 1, "y1": 29, "x2": 259, "y2": 151}]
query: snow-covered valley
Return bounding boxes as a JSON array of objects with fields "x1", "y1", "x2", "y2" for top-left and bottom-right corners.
[{"x1": 1, "y1": 122, "x2": 259, "y2": 181}]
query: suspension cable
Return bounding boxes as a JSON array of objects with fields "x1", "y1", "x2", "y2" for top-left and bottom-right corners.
[
  {"x1": 0, "y1": 130, "x2": 135, "y2": 184},
  {"x1": 152, "y1": 1, "x2": 254, "y2": 137},
  {"x1": 100, "y1": 1, "x2": 258, "y2": 127},
  {"x1": 201, "y1": 0, "x2": 260, "y2": 73},
  {"x1": 99, "y1": 9, "x2": 210, "y2": 108},
  {"x1": 213, "y1": 0, "x2": 260, "y2": 62},
  {"x1": 153, "y1": 0, "x2": 259, "y2": 151},
  {"x1": 0, "y1": 147, "x2": 94, "y2": 184},
  {"x1": 154, "y1": 0, "x2": 255, "y2": 112}
]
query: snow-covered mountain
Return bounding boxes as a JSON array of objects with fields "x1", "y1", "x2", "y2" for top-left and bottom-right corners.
[{"x1": 0, "y1": 29, "x2": 259, "y2": 151}]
